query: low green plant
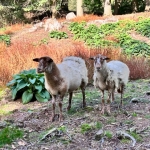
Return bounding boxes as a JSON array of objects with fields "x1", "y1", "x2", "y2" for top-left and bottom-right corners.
[
  {"x1": 40, "y1": 38, "x2": 49, "y2": 44},
  {"x1": 104, "y1": 130, "x2": 113, "y2": 139},
  {"x1": 49, "y1": 31, "x2": 68, "y2": 39},
  {"x1": 69, "y1": 21, "x2": 86, "y2": 34},
  {"x1": 136, "y1": 18, "x2": 150, "y2": 38},
  {"x1": 69, "y1": 22, "x2": 118, "y2": 48},
  {"x1": 128, "y1": 131, "x2": 142, "y2": 142},
  {"x1": 95, "y1": 122, "x2": 103, "y2": 129},
  {"x1": 132, "y1": 112, "x2": 137, "y2": 117},
  {"x1": 145, "y1": 115, "x2": 150, "y2": 119},
  {"x1": 57, "y1": 125, "x2": 66, "y2": 133},
  {"x1": 7, "y1": 69, "x2": 50, "y2": 104},
  {"x1": 124, "y1": 120, "x2": 133, "y2": 125},
  {"x1": 0, "y1": 126, "x2": 24, "y2": 147},
  {"x1": 116, "y1": 32, "x2": 150, "y2": 57},
  {"x1": 80, "y1": 123, "x2": 92, "y2": 134},
  {"x1": 0, "y1": 35, "x2": 11, "y2": 45}
]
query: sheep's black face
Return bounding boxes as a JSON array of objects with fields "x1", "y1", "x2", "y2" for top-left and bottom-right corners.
[
  {"x1": 90, "y1": 54, "x2": 110, "y2": 71},
  {"x1": 33, "y1": 57, "x2": 53, "y2": 73}
]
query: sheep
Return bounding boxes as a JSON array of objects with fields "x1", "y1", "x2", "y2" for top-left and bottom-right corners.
[
  {"x1": 90, "y1": 54, "x2": 130, "y2": 115},
  {"x1": 33, "y1": 56, "x2": 88, "y2": 121}
]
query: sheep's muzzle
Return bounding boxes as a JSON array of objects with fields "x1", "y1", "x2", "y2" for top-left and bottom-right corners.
[{"x1": 37, "y1": 68, "x2": 44, "y2": 73}]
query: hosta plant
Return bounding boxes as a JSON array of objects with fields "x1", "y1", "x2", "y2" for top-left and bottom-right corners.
[{"x1": 7, "y1": 69, "x2": 50, "y2": 104}]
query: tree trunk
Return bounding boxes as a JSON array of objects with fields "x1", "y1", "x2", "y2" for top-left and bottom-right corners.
[
  {"x1": 77, "y1": 0, "x2": 83, "y2": 16},
  {"x1": 103, "y1": 0, "x2": 112, "y2": 16},
  {"x1": 114, "y1": 0, "x2": 119, "y2": 15},
  {"x1": 51, "y1": 0, "x2": 57, "y2": 18}
]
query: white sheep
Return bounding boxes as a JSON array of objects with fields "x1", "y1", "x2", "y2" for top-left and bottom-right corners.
[
  {"x1": 33, "y1": 56, "x2": 88, "y2": 122},
  {"x1": 90, "y1": 54, "x2": 130, "y2": 115}
]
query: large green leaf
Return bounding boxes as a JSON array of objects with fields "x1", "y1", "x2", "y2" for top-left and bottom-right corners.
[
  {"x1": 35, "y1": 85, "x2": 43, "y2": 93},
  {"x1": 38, "y1": 76, "x2": 44, "y2": 83},
  {"x1": 29, "y1": 78, "x2": 36, "y2": 84},
  {"x1": 41, "y1": 90, "x2": 50, "y2": 99},
  {"x1": 22, "y1": 90, "x2": 33, "y2": 104},
  {"x1": 12, "y1": 88, "x2": 18, "y2": 100},
  {"x1": 13, "y1": 74, "x2": 22, "y2": 80},
  {"x1": 16, "y1": 80, "x2": 28, "y2": 91},
  {"x1": 35, "y1": 93, "x2": 49, "y2": 103},
  {"x1": 6, "y1": 79, "x2": 16, "y2": 86}
]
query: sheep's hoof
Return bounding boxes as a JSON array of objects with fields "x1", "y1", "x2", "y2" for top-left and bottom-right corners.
[
  {"x1": 100, "y1": 109, "x2": 105, "y2": 115},
  {"x1": 59, "y1": 115, "x2": 64, "y2": 122},
  {"x1": 106, "y1": 106, "x2": 111, "y2": 116},
  {"x1": 118, "y1": 104, "x2": 123, "y2": 110},
  {"x1": 83, "y1": 103, "x2": 86, "y2": 108},
  {"x1": 50, "y1": 116, "x2": 55, "y2": 122},
  {"x1": 67, "y1": 106, "x2": 71, "y2": 111}
]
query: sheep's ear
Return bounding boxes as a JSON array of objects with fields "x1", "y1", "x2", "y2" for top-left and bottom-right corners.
[
  {"x1": 33, "y1": 58, "x2": 40, "y2": 62},
  {"x1": 89, "y1": 57, "x2": 95, "y2": 60},
  {"x1": 103, "y1": 56, "x2": 110, "y2": 60},
  {"x1": 45, "y1": 57, "x2": 53, "y2": 62}
]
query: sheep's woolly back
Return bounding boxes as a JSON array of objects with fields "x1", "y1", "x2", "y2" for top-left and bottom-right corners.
[
  {"x1": 107, "y1": 60, "x2": 130, "y2": 85},
  {"x1": 63, "y1": 56, "x2": 88, "y2": 83}
]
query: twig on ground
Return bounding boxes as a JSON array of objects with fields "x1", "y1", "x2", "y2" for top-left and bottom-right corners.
[
  {"x1": 116, "y1": 130, "x2": 136, "y2": 147},
  {"x1": 39, "y1": 128, "x2": 57, "y2": 142}
]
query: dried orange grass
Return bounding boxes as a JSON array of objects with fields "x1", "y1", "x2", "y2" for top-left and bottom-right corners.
[
  {"x1": 72, "y1": 14, "x2": 105, "y2": 22},
  {"x1": 0, "y1": 23, "x2": 31, "y2": 35},
  {"x1": 0, "y1": 39, "x2": 121, "y2": 86},
  {"x1": 120, "y1": 55, "x2": 150, "y2": 80}
]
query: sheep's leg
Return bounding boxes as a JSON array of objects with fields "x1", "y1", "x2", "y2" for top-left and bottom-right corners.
[
  {"x1": 67, "y1": 92, "x2": 73, "y2": 111},
  {"x1": 51, "y1": 95, "x2": 56, "y2": 122},
  {"x1": 100, "y1": 90, "x2": 105, "y2": 114},
  {"x1": 111, "y1": 89, "x2": 115, "y2": 102},
  {"x1": 81, "y1": 87, "x2": 86, "y2": 108},
  {"x1": 58, "y1": 95, "x2": 64, "y2": 122},
  {"x1": 119, "y1": 84, "x2": 125, "y2": 108},
  {"x1": 106, "y1": 91, "x2": 112, "y2": 115},
  {"x1": 59, "y1": 102, "x2": 63, "y2": 122}
]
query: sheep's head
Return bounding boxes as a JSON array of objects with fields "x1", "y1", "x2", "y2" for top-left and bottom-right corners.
[
  {"x1": 89, "y1": 54, "x2": 110, "y2": 71},
  {"x1": 33, "y1": 56, "x2": 53, "y2": 73}
]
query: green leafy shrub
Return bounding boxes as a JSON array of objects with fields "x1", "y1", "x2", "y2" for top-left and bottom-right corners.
[
  {"x1": 69, "y1": 22, "x2": 118, "y2": 48},
  {"x1": 99, "y1": 22, "x2": 119, "y2": 35},
  {"x1": 7, "y1": 69, "x2": 50, "y2": 104},
  {"x1": 0, "y1": 126, "x2": 24, "y2": 147},
  {"x1": 49, "y1": 31, "x2": 68, "y2": 39},
  {"x1": 0, "y1": 35, "x2": 11, "y2": 45},
  {"x1": 80, "y1": 123, "x2": 92, "y2": 134},
  {"x1": 69, "y1": 19, "x2": 149, "y2": 56},
  {"x1": 117, "y1": 32, "x2": 150, "y2": 57},
  {"x1": 135, "y1": 18, "x2": 150, "y2": 38}
]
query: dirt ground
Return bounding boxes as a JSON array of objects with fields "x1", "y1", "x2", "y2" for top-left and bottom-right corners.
[{"x1": 0, "y1": 79, "x2": 150, "y2": 150}]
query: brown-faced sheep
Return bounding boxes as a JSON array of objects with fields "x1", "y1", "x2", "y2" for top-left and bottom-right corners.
[{"x1": 33, "y1": 56, "x2": 88, "y2": 121}]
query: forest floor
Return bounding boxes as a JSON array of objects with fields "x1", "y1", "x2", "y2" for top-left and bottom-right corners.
[
  {"x1": 0, "y1": 12, "x2": 150, "y2": 150},
  {"x1": 0, "y1": 80, "x2": 150, "y2": 150}
]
